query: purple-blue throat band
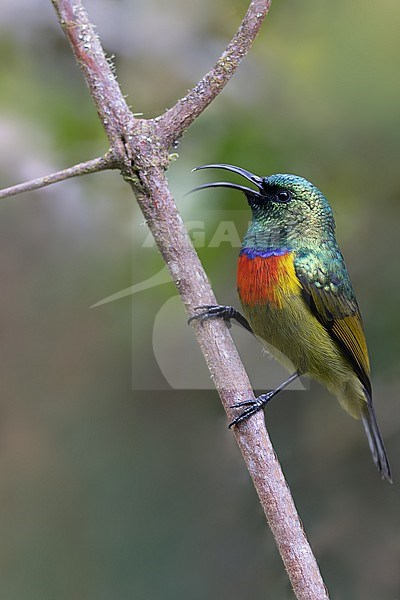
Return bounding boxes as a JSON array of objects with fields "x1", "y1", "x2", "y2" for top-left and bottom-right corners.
[{"x1": 239, "y1": 247, "x2": 290, "y2": 258}]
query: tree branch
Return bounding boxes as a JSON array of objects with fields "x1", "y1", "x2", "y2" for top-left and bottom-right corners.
[
  {"x1": 127, "y1": 168, "x2": 330, "y2": 600},
  {"x1": 19, "y1": 1, "x2": 331, "y2": 597},
  {"x1": 0, "y1": 153, "x2": 117, "y2": 200},
  {"x1": 51, "y1": 0, "x2": 133, "y2": 146},
  {"x1": 158, "y1": 0, "x2": 272, "y2": 145}
]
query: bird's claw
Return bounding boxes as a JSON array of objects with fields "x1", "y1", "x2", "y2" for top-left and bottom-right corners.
[
  {"x1": 228, "y1": 392, "x2": 274, "y2": 428},
  {"x1": 188, "y1": 305, "x2": 232, "y2": 327}
]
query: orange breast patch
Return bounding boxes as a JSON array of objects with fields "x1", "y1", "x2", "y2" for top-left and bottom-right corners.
[{"x1": 237, "y1": 250, "x2": 301, "y2": 308}]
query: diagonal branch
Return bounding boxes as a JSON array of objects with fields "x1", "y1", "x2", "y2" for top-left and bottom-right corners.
[
  {"x1": 127, "y1": 167, "x2": 331, "y2": 600},
  {"x1": 0, "y1": 153, "x2": 117, "y2": 200},
  {"x1": 158, "y1": 0, "x2": 272, "y2": 145},
  {"x1": 32, "y1": 1, "x2": 331, "y2": 598},
  {"x1": 51, "y1": 0, "x2": 133, "y2": 145}
]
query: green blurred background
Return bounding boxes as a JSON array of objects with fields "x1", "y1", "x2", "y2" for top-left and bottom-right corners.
[{"x1": 0, "y1": 0, "x2": 399, "y2": 598}]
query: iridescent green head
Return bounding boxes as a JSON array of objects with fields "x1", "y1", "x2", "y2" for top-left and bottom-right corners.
[{"x1": 191, "y1": 164, "x2": 336, "y2": 247}]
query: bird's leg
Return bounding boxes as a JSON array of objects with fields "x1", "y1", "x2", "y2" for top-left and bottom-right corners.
[
  {"x1": 229, "y1": 371, "x2": 300, "y2": 428},
  {"x1": 188, "y1": 304, "x2": 253, "y2": 333}
]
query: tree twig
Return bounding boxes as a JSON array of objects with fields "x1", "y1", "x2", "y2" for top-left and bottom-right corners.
[
  {"x1": 158, "y1": 0, "x2": 272, "y2": 145},
  {"x1": 0, "y1": 153, "x2": 117, "y2": 200},
  {"x1": 24, "y1": 1, "x2": 331, "y2": 597}
]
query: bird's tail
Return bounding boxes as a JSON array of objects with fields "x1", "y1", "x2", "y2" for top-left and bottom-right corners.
[{"x1": 362, "y1": 399, "x2": 392, "y2": 483}]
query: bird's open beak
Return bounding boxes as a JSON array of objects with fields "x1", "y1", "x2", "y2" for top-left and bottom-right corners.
[{"x1": 188, "y1": 163, "x2": 264, "y2": 198}]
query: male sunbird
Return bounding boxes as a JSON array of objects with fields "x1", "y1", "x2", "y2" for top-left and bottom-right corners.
[{"x1": 189, "y1": 164, "x2": 391, "y2": 482}]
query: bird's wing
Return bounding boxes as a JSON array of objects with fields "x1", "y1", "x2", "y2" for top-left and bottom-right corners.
[{"x1": 295, "y1": 250, "x2": 371, "y2": 395}]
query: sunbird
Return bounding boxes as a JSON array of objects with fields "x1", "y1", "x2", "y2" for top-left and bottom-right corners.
[{"x1": 189, "y1": 164, "x2": 391, "y2": 482}]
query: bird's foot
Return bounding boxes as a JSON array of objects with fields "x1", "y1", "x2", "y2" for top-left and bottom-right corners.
[
  {"x1": 188, "y1": 305, "x2": 253, "y2": 333},
  {"x1": 228, "y1": 391, "x2": 274, "y2": 428},
  {"x1": 188, "y1": 304, "x2": 233, "y2": 327},
  {"x1": 228, "y1": 372, "x2": 300, "y2": 428}
]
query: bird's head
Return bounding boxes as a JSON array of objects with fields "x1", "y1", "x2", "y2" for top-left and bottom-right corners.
[{"x1": 190, "y1": 164, "x2": 335, "y2": 244}]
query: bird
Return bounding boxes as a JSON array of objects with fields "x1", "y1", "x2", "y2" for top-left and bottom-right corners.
[{"x1": 188, "y1": 163, "x2": 392, "y2": 482}]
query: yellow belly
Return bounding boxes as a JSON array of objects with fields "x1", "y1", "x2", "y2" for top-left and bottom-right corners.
[{"x1": 242, "y1": 294, "x2": 367, "y2": 419}]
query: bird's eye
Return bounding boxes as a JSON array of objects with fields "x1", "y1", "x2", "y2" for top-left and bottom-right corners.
[{"x1": 275, "y1": 190, "x2": 291, "y2": 203}]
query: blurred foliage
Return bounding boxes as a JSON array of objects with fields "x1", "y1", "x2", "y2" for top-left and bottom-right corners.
[{"x1": 0, "y1": 0, "x2": 399, "y2": 599}]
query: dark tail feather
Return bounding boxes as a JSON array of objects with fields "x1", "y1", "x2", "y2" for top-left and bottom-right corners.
[{"x1": 362, "y1": 400, "x2": 392, "y2": 483}]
